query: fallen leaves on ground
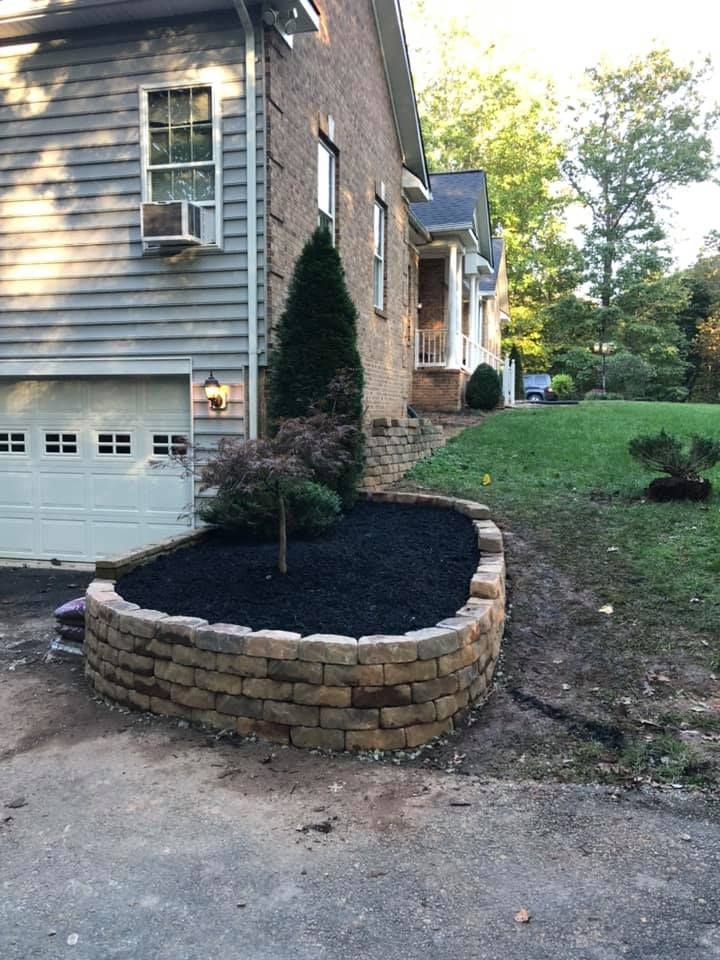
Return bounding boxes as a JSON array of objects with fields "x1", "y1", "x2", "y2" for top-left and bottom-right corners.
[{"x1": 514, "y1": 908, "x2": 531, "y2": 924}]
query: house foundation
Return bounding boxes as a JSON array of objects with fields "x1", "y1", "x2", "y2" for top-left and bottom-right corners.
[{"x1": 412, "y1": 370, "x2": 469, "y2": 413}]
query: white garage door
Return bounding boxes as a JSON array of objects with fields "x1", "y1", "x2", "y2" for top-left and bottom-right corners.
[{"x1": 0, "y1": 376, "x2": 193, "y2": 563}]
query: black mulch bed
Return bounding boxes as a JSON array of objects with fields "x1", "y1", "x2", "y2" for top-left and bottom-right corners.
[{"x1": 118, "y1": 502, "x2": 479, "y2": 637}]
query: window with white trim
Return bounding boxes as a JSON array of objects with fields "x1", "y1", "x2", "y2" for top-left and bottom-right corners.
[
  {"x1": 0, "y1": 431, "x2": 26, "y2": 454},
  {"x1": 318, "y1": 140, "x2": 336, "y2": 242},
  {"x1": 146, "y1": 86, "x2": 215, "y2": 201},
  {"x1": 97, "y1": 433, "x2": 132, "y2": 456},
  {"x1": 152, "y1": 434, "x2": 188, "y2": 457},
  {"x1": 373, "y1": 200, "x2": 386, "y2": 311},
  {"x1": 45, "y1": 432, "x2": 78, "y2": 455},
  {"x1": 143, "y1": 85, "x2": 219, "y2": 242}
]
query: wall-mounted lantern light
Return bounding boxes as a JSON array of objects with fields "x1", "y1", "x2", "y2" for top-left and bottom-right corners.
[{"x1": 204, "y1": 372, "x2": 229, "y2": 411}]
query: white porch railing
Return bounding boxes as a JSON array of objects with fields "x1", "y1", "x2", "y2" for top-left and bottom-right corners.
[
  {"x1": 415, "y1": 330, "x2": 447, "y2": 367},
  {"x1": 502, "y1": 353, "x2": 517, "y2": 407},
  {"x1": 460, "y1": 336, "x2": 503, "y2": 374},
  {"x1": 415, "y1": 330, "x2": 505, "y2": 374},
  {"x1": 414, "y1": 331, "x2": 516, "y2": 407},
  {"x1": 461, "y1": 334, "x2": 475, "y2": 372}
]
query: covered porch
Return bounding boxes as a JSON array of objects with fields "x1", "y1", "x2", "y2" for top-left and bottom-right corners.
[
  {"x1": 411, "y1": 244, "x2": 506, "y2": 412},
  {"x1": 409, "y1": 171, "x2": 511, "y2": 413}
]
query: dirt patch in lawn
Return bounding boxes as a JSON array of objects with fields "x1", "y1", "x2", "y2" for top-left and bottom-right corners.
[
  {"x1": 118, "y1": 502, "x2": 478, "y2": 637},
  {"x1": 412, "y1": 521, "x2": 720, "y2": 790}
]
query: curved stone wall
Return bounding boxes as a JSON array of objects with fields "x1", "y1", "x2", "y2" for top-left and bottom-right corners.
[{"x1": 83, "y1": 492, "x2": 506, "y2": 751}]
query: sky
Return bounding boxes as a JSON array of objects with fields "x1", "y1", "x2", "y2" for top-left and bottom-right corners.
[{"x1": 402, "y1": 0, "x2": 720, "y2": 268}]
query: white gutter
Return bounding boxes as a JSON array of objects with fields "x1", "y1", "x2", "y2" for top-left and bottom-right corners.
[{"x1": 233, "y1": 0, "x2": 259, "y2": 439}]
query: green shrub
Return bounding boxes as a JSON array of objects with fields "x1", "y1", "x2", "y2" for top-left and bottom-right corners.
[
  {"x1": 200, "y1": 479, "x2": 341, "y2": 540},
  {"x1": 605, "y1": 352, "x2": 653, "y2": 398},
  {"x1": 649, "y1": 384, "x2": 689, "y2": 403},
  {"x1": 268, "y1": 227, "x2": 364, "y2": 505},
  {"x1": 466, "y1": 363, "x2": 502, "y2": 410},
  {"x1": 629, "y1": 430, "x2": 720, "y2": 480},
  {"x1": 509, "y1": 345, "x2": 524, "y2": 401},
  {"x1": 553, "y1": 348, "x2": 600, "y2": 394},
  {"x1": 690, "y1": 369, "x2": 720, "y2": 403},
  {"x1": 583, "y1": 390, "x2": 625, "y2": 401},
  {"x1": 550, "y1": 373, "x2": 575, "y2": 397}
]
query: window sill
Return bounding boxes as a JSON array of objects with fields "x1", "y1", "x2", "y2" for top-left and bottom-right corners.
[
  {"x1": 374, "y1": 307, "x2": 388, "y2": 320},
  {"x1": 141, "y1": 242, "x2": 223, "y2": 258}
]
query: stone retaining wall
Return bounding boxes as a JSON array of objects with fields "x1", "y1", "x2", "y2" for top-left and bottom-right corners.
[
  {"x1": 363, "y1": 418, "x2": 445, "y2": 490},
  {"x1": 84, "y1": 492, "x2": 505, "y2": 752}
]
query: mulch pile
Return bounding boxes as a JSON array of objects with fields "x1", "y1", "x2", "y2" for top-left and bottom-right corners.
[{"x1": 118, "y1": 502, "x2": 478, "y2": 637}]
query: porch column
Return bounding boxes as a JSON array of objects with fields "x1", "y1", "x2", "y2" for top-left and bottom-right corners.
[
  {"x1": 446, "y1": 244, "x2": 463, "y2": 369},
  {"x1": 478, "y1": 297, "x2": 485, "y2": 351},
  {"x1": 469, "y1": 274, "x2": 479, "y2": 367}
]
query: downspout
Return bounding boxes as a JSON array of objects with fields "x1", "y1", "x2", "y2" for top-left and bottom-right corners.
[{"x1": 233, "y1": 0, "x2": 259, "y2": 439}]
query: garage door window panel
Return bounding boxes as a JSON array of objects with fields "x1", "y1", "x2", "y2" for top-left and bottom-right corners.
[
  {"x1": 97, "y1": 433, "x2": 132, "y2": 456},
  {"x1": 0, "y1": 431, "x2": 27, "y2": 455},
  {"x1": 45, "y1": 432, "x2": 78, "y2": 455},
  {"x1": 152, "y1": 434, "x2": 188, "y2": 457}
]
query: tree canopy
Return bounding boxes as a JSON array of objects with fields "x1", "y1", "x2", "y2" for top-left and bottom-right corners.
[
  {"x1": 563, "y1": 50, "x2": 718, "y2": 306},
  {"x1": 403, "y1": 1, "x2": 580, "y2": 365},
  {"x1": 402, "y1": 6, "x2": 720, "y2": 396}
]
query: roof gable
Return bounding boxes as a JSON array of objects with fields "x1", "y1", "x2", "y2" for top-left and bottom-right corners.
[{"x1": 411, "y1": 170, "x2": 494, "y2": 265}]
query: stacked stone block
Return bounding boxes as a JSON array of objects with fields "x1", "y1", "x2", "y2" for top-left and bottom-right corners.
[
  {"x1": 363, "y1": 418, "x2": 445, "y2": 490},
  {"x1": 84, "y1": 492, "x2": 505, "y2": 752}
]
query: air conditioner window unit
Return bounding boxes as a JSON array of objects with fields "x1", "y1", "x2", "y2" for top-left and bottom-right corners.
[{"x1": 141, "y1": 201, "x2": 203, "y2": 246}]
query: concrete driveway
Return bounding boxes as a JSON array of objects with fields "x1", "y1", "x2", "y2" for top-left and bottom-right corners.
[{"x1": 2, "y1": 568, "x2": 719, "y2": 959}]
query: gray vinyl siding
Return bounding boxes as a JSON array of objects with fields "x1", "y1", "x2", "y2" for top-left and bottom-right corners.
[{"x1": 0, "y1": 12, "x2": 266, "y2": 449}]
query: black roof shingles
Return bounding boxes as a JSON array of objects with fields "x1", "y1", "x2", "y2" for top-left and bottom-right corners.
[
  {"x1": 411, "y1": 170, "x2": 487, "y2": 230},
  {"x1": 478, "y1": 238, "x2": 505, "y2": 294}
]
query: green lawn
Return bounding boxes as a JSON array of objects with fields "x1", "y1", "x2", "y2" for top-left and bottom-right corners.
[
  {"x1": 409, "y1": 401, "x2": 720, "y2": 639},
  {"x1": 404, "y1": 401, "x2": 720, "y2": 786}
]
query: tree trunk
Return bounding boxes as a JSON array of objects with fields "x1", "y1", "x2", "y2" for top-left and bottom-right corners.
[
  {"x1": 278, "y1": 490, "x2": 288, "y2": 575},
  {"x1": 601, "y1": 246, "x2": 613, "y2": 309}
]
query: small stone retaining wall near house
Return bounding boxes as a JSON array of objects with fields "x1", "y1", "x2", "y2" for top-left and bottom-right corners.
[
  {"x1": 83, "y1": 492, "x2": 506, "y2": 752},
  {"x1": 363, "y1": 418, "x2": 445, "y2": 489}
]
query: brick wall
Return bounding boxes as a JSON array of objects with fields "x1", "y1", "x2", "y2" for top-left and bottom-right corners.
[
  {"x1": 264, "y1": 1, "x2": 418, "y2": 422},
  {"x1": 363, "y1": 417, "x2": 445, "y2": 489},
  {"x1": 418, "y1": 257, "x2": 446, "y2": 331},
  {"x1": 412, "y1": 370, "x2": 469, "y2": 413}
]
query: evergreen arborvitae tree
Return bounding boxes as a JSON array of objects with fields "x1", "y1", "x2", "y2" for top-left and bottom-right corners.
[
  {"x1": 509, "y1": 345, "x2": 524, "y2": 401},
  {"x1": 268, "y1": 227, "x2": 365, "y2": 505}
]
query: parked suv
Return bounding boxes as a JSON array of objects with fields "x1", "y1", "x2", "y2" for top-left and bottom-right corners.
[{"x1": 523, "y1": 373, "x2": 557, "y2": 403}]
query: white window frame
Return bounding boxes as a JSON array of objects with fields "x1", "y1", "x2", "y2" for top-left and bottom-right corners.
[
  {"x1": 0, "y1": 430, "x2": 28, "y2": 456},
  {"x1": 151, "y1": 433, "x2": 189, "y2": 459},
  {"x1": 373, "y1": 199, "x2": 386, "y2": 311},
  {"x1": 43, "y1": 431, "x2": 79, "y2": 457},
  {"x1": 139, "y1": 81, "x2": 224, "y2": 249},
  {"x1": 318, "y1": 139, "x2": 336, "y2": 244},
  {"x1": 96, "y1": 432, "x2": 133, "y2": 457}
]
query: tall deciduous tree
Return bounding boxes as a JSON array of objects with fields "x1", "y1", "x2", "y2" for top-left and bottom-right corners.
[
  {"x1": 692, "y1": 314, "x2": 720, "y2": 401},
  {"x1": 614, "y1": 276, "x2": 691, "y2": 397},
  {"x1": 563, "y1": 50, "x2": 718, "y2": 308},
  {"x1": 402, "y1": 2, "x2": 579, "y2": 366}
]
